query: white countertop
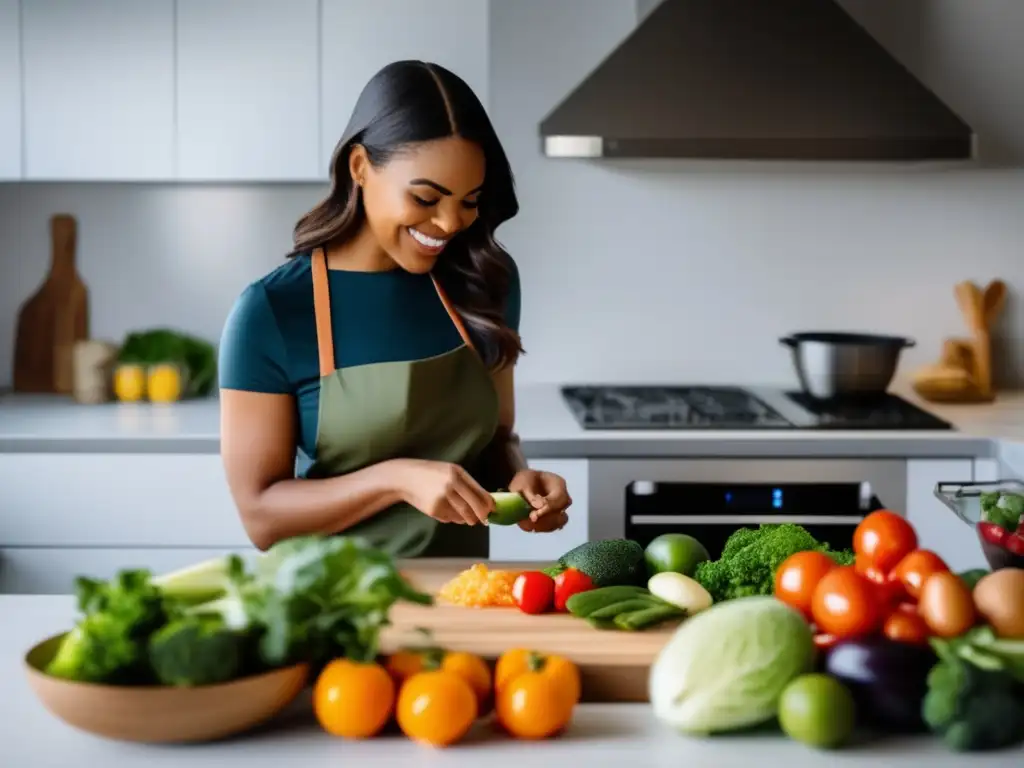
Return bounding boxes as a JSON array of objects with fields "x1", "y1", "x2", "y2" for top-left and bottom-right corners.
[
  {"x1": 2, "y1": 595, "x2": 1021, "y2": 767},
  {"x1": 1, "y1": 383, "x2": 1021, "y2": 459}
]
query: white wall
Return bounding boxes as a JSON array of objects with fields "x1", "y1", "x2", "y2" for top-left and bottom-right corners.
[{"x1": 1, "y1": 0, "x2": 1022, "y2": 390}]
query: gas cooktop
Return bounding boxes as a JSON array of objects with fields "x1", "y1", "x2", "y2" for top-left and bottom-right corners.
[{"x1": 560, "y1": 385, "x2": 954, "y2": 431}]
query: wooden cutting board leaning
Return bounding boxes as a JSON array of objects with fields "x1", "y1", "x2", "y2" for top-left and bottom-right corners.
[
  {"x1": 12, "y1": 214, "x2": 90, "y2": 394},
  {"x1": 380, "y1": 562, "x2": 680, "y2": 703}
]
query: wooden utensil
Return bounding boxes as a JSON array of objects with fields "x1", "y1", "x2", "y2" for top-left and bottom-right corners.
[
  {"x1": 12, "y1": 214, "x2": 89, "y2": 394},
  {"x1": 382, "y1": 563, "x2": 681, "y2": 703}
]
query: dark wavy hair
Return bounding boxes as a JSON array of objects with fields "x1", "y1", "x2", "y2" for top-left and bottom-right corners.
[{"x1": 290, "y1": 60, "x2": 522, "y2": 369}]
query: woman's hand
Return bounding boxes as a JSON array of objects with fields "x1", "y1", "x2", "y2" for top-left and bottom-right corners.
[
  {"x1": 397, "y1": 459, "x2": 494, "y2": 525},
  {"x1": 509, "y1": 469, "x2": 572, "y2": 533}
]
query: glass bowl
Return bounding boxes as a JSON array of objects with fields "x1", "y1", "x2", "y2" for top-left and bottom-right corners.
[{"x1": 934, "y1": 479, "x2": 1024, "y2": 571}]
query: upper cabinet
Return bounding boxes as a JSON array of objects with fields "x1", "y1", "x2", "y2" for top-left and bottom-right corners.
[
  {"x1": 176, "y1": 0, "x2": 321, "y2": 182},
  {"x1": 0, "y1": 0, "x2": 21, "y2": 180},
  {"x1": 320, "y1": 0, "x2": 489, "y2": 174},
  {"x1": 21, "y1": 0, "x2": 175, "y2": 181}
]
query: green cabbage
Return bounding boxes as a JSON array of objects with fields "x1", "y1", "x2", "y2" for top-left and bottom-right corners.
[{"x1": 648, "y1": 596, "x2": 814, "y2": 734}]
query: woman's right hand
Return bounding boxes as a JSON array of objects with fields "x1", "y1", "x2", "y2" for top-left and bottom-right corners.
[{"x1": 396, "y1": 459, "x2": 494, "y2": 525}]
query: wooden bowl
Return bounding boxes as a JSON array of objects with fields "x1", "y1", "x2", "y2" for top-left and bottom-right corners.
[{"x1": 24, "y1": 633, "x2": 309, "y2": 743}]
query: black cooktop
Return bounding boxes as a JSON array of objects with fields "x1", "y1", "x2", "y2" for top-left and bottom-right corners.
[{"x1": 560, "y1": 385, "x2": 954, "y2": 431}]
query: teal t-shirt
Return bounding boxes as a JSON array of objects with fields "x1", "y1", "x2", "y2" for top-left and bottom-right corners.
[{"x1": 218, "y1": 251, "x2": 521, "y2": 460}]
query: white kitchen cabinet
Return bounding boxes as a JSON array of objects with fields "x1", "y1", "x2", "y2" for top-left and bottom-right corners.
[
  {"x1": 176, "y1": 0, "x2": 321, "y2": 181},
  {"x1": 320, "y1": 0, "x2": 489, "y2": 174},
  {"x1": 0, "y1": 547, "x2": 256, "y2": 595},
  {"x1": 906, "y1": 459, "x2": 987, "y2": 573},
  {"x1": 488, "y1": 460, "x2": 589, "y2": 561},
  {"x1": 0, "y1": 454, "x2": 251, "y2": 549},
  {"x1": 21, "y1": 0, "x2": 175, "y2": 181},
  {"x1": 0, "y1": 0, "x2": 21, "y2": 180}
]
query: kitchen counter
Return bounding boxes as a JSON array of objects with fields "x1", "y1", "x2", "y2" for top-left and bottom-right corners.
[
  {"x1": 1, "y1": 383, "x2": 1022, "y2": 459},
  {"x1": 3, "y1": 595, "x2": 1021, "y2": 767}
]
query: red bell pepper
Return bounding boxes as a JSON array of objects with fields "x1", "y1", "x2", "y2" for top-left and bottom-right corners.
[
  {"x1": 1004, "y1": 532, "x2": 1024, "y2": 556},
  {"x1": 512, "y1": 571, "x2": 555, "y2": 614},
  {"x1": 978, "y1": 521, "x2": 1008, "y2": 546},
  {"x1": 553, "y1": 568, "x2": 595, "y2": 612}
]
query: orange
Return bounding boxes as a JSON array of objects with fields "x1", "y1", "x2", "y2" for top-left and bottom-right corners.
[
  {"x1": 386, "y1": 649, "x2": 492, "y2": 710},
  {"x1": 313, "y1": 658, "x2": 395, "y2": 739},
  {"x1": 494, "y1": 648, "x2": 580, "y2": 705},
  {"x1": 496, "y1": 669, "x2": 575, "y2": 740},
  {"x1": 396, "y1": 670, "x2": 477, "y2": 747}
]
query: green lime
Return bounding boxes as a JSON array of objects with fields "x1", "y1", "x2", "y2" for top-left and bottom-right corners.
[
  {"x1": 778, "y1": 673, "x2": 856, "y2": 749},
  {"x1": 488, "y1": 492, "x2": 532, "y2": 526},
  {"x1": 644, "y1": 533, "x2": 710, "y2": 577}
]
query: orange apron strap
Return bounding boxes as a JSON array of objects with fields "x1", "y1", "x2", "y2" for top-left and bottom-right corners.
[
  {"x1": 311, "y1": 248, "x2": 336, "y2": 377},
  {"x1": 430, "y1": 275, "x2": 476, "y2": 352}
]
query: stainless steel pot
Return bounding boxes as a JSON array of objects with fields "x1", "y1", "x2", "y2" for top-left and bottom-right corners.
[{"x1": 780, "y1": 332, "x2": 915, "y2": 400}]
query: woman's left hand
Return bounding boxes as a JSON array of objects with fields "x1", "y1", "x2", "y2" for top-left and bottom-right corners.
[{"x1": 508, "y1": 469, "x2": 571, "y2": 532}]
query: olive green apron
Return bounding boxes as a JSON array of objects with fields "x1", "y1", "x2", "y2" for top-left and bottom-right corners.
[{"x1": 302, "y1": 248, "x2": 500, "y2": 558}]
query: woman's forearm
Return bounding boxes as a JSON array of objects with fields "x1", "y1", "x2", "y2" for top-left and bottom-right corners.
[{"x1": 241, "y1": 459, "x2": 408, "y2": 550}]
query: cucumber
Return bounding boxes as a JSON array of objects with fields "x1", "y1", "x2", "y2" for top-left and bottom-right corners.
[
  {"x1": 565, "y1": 586, "x2": 651, "y2": 618},
  {"x1": 587, "y1": 597, "x2": 661, "y2": 620},
  {"x1": 613, "y1": 604, "x2": 686, "y2": 631},
  {"x1": 488, "y1": 491, "x2": 532, "y2": 526}
]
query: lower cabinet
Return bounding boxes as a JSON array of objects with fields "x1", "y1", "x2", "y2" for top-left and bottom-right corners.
[{"x1": 488, "y1": 459, "x2": 589, "y2": 562}]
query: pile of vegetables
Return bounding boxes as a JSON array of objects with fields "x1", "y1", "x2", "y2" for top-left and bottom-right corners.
[
  {"x1": 45, "y1": 535, "x2": 432, "y2": 687},
  {"x1": 117, "y1": 328, "x2": 217, "y2": 399}
]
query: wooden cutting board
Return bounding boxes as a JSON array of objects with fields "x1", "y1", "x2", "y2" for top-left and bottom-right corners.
[
  {"x1": 12, "y1": 214, "x2": 89, "y2": 394},
  {"x1": 381, "y1": 561, "x2": 681, "y2": 703}
]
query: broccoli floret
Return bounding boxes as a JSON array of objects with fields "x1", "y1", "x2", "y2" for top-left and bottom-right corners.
[
  {"x1": 148, "y1": 616, "x2": 247, "y2": 686},
  {"x1": 45, "y1": 569, "x2": 168, "y2": 683}
]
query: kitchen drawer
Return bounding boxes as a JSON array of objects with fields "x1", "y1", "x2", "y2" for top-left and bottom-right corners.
[
  {"x1": 0, "y1": 546, "x2": 256, "y2": 595},
  {"x1": 0, "y1": 453, "x2": 251, "y2": 548}
]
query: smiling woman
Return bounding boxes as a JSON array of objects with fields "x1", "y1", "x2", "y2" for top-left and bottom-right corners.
[{"x1": 217, "y1": 60, "x2": 572, "y2": 559}]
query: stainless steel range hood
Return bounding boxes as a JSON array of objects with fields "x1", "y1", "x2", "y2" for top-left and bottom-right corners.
[{"x1": 540, "y1": 0, "x2": 975, "y2": 161}]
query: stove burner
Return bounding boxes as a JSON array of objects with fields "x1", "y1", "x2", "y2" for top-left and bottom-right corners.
[
  {"x1": 785, "y1": 391, "x2": 953, "y2": 430},
  {"x1": 561, "y1": 386, "x2": 792, "y2": 430}
]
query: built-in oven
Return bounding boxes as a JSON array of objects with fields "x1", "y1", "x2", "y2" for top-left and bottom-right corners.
[{"x1": 587, "y1": 459, "x2": 908, "y2": 556}]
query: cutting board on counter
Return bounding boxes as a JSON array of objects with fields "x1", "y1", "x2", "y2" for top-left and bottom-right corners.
[
  {"x1": 12, "y1": 214, "x2": 89, "y2": 394},
  {"x1": 380, "y1": 562, "x2": 681, "y2": 703}
]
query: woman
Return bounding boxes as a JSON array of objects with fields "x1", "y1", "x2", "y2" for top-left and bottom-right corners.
[{"x1": 217, "y1": 60, "x2": 572, "y2": 558}]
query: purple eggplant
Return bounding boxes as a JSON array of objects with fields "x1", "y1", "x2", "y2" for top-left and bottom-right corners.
[{"x1": 822, "y1": 637, "x2": 937, "y2": 733}]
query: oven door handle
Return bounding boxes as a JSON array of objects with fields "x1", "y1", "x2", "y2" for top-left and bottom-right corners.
[{"x1": 630, "y1": 514, "x2": 864, "y2": 526}]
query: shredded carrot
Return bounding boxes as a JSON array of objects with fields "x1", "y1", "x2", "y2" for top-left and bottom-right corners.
[{"x1": 437, "y1": 563, "x2": 522, "y2": 607}]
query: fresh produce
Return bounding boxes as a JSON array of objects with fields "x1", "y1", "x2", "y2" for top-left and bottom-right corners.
[
  {"x1": 553, "y1": 568, "x2": 595, "y2": 612},
  {"x1": 512, "y1": 571, "x2": 555, "y2": 614},
  {"x1": 777, "y1": 673, "x2": 856, "y2": 749},
  {"x1": 852, "y1": 510, "x2": 918, "y2": 575},
  {"x1": 385, "y1": 647, "x2": 492, "y2": 710},
  {"x1": 980, "y1": 490, "x2": 1024, "y2": 532},
  {"x1": 644, "y1": 533, "x2": 710, "y2": 577},
  {"x1": 649, "y1": 596, "x2": 815, "y2": 734},
  {"x1": 647, "y1": 572, "x2": 712, "y2": 615},
  {"x1": 971, "y1": 568, "x2": 1024, "y2": 640},
  {"x1": 396, "y1": 669, "x2": 478, "y2": 747},
  {"x1": 540, "y1": 564, "x2": 565, "y2": 579},
  {"x1": 959, "y1": 568, "x2": 990, "y2": 590},
  {"x1": 882, "y1": 610, "x2": 931, "y2": 647},
  {"x1": 437, "y1": 563, "x2": 521, "y2": 607},
  {"x1": 822, "y1": 637, "x2": 937, "y2": 733},
  {"x1": 918, "y1": 571, "x2": 977, "y2": 639},
  {"x1": 890, "y1": 549, "x2": 950, "y2": 600},
  {"x1": 810, "y1": 566, "x2": 883, "y2": 640},
  {"x1": 929, "y1": 625, "x2": 1024, "y2": 681},
  {"x1": 488, "y1": 491, "x2": 532, "y2": 526},
  {"x1": 117, "y1": 328, "x2": 217, "y2": 398},
  {"x1": 557, "y1": 539, "x2": 647, "y2": 587},
  {"x1": 494, "y1": 650, "x2": 579, "y2": 739},
  {"x1": 313, "y1": 658, "x2": 396, "y2": 739},
  {"x1": 564, "y1": 585, "x2": 685, "y2": 630},
  {"x1": 495, "y1": 649, "x2": 581, "y2": 707},
  {"x1": 923, "y1": 629, "x2": 1024, "y2": 751},
  {"x1": 694, "y1": 524, "x2": 854, "y2": 603},
  {"x1": 774, "y1": 550, "x2": 838, "y2": 620},
  {"x1": 44, "y1": 535, "x2": 432, "y2": 686}
]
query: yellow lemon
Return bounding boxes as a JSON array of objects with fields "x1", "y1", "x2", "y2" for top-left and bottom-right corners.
[
  {"x1": 147, "y1": 364, "x2": 184, "y2": 403},
  {"x1": 113, "y1": 364, "x2": 147, "y2": 402}
]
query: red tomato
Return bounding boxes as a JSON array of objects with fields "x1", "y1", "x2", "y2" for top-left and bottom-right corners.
[
  {"x1": 811, "y1": 566, "x2": 883, "y2": 639},
  {"x1": 861, "y1": 565, "x2": 905, "y2": 609},
  {"x1": 813, "y1": 633, "x2": 840, "y2": 650},
  {"x1": 889, "y1": 549, "x2": 949, "y2": 600},
  {"x1": 553, "y1": 568, "x2": 594, "y2": 612},
  {"x1": 774, "y1": 551, "x2": 838, "y2": 619},
  {"x1": 512, "y1": 572, "x2": 555, "y2": 615},
  {"x1": 1005, "y1": 533, "x2": 1024, "y2": 556},
  {"x1": 853, "y1": 510, "x2": 918, "y2": 573},
  {"x1": 883, "y1": 609, "x2": 931, "y2": 646},
  {"x1": 977, "y1": 522, "x2": 1008, "y2": 546}
]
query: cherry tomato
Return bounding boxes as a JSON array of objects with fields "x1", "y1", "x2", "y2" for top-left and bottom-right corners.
[
  {"x1": 978, "y1": 522, "x2": 1009, "y2": 546},
  {"x1": 811, "y1": 565, "x2": 883, "y2": 639},
  {"x1": 889, "y1": 549, "x2": 949, "y2": 600},
  {"x1": 813, "y1": 632, "x2": 840, "y2": 650},
  {"x1": 860, "y1": 565, "x2": 906, "y2": 608},
  {"x1": 513, "y1": 572, "x2": 555, "y2": 615},
  {"x1": 553, "y1": 568, "x2": 594, "y2": 612},
  {"x1": 883, "y1": 609, "x2": 930, "y2": 646},
  {"x1": 774, "y1": 551, "x2": 838, "y2": 619},
  {"x1": 853, "y1": 510, "x2": 918, "y2": 574}
]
